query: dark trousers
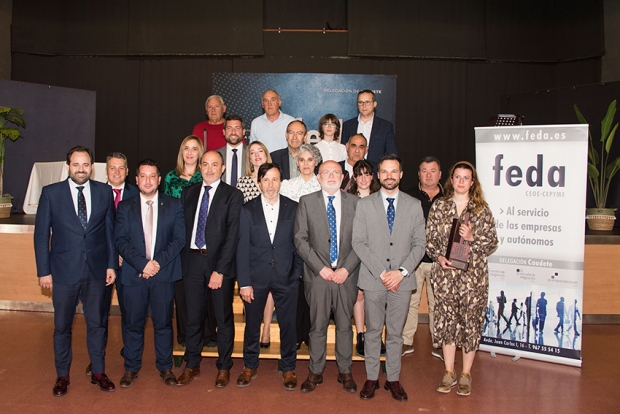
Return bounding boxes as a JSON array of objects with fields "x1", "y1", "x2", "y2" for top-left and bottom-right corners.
[
  {"x1": 175, "y1": 279, "x2": 217, "y2": 345},
  {"x1": 53, "y1": 272, "x2": 106, "y2": 377},
  {"x1": 183, "y1": 253, "x2": 235, "y2": 370},
  {"x1": 103, "y1": 278, "x2": 126, "y2": 347},
  {"x1": 122, "y1": 279, "x2": 175, "y2": 372},
  {"x1": 296, "y1": 280, "x2": 311, "y2": 346},
  {"x1": 244, "y1": 277, "x2": 299, "y2": 372}
]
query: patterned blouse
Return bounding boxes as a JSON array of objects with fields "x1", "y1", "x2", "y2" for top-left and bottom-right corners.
[
  {"x1": 279, "y1": 175, "x2": 321, "y2": 202},
  {"x1": 163, "y1": 170, "x2": 202, "y2": 198},
  {"x1": 237, "y1": 175, "x2": 262, "y2": 203}
]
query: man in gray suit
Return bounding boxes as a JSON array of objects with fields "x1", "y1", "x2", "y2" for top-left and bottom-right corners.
[
  {"x1": 216, "y1": 114, "x2": 247, "y2": 188},
  {"x1": 294, "y1": 161, "x2": 361, "y2": 394},
  {"x1": 352, "y1": 153, "x2": 426, "y2": 402}
]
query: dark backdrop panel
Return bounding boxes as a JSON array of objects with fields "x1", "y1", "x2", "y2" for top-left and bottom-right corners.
[
  {"x1": 348, "y1": 0, "x2": 486, "y2": 59},
  {"x1": 127, "y1": 0, "x2": 263, "y2": 55},
  {"x1": 263, "y1": 32, "x2": 348, "y2": 58},
  {"x1": 486, "y1": 0, "x2": 604, "y2": 62},
  {"x1": 12, "y1": 0, "x2": 129, "y2": 55},
  {"x1": 0, "y1": 80, "x2": 95, "y2": 213},
  {"x1": 264, "y1": 0, "x2": 347, "y2": 30},
  {"x1": 11, "y1": 55, "x2": 141, "y2": 170}
]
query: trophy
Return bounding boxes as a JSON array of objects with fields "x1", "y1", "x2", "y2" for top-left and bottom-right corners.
[{"x1": 445, "y1": 212, "x2": 471, "y2": 271}]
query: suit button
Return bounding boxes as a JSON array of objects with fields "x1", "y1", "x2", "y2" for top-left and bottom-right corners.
[
  {"x1": 390, "y1": 242, "x2": 393, "y2": 246},
  {"x1": 84, "y1": 260, "x2": 88, "y2": 264},
  {"x1": 328, "y1": 239, "x2": 331, "y2": 243},
  {"x1": 387, "y1": 259, "x2": 390, "y2": 262},
  {"x1": 272, "y1": 246, "x2": 275, "y2": 249},
  {"x1": 84, "y1": 235, "x2": 86, "y2": 238}
]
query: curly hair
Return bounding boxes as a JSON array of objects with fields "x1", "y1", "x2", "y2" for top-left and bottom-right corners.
[
  {"x1": 442, "y1": 160, "x2": 488, "y2": 215},
  {"x1": 298, "y1": 143, "x2": 322, "y2": 165}
]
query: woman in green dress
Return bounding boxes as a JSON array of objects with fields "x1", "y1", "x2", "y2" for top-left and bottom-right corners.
[{"x1": 164, "y1": 135, "x2": 204, "y2": 198}]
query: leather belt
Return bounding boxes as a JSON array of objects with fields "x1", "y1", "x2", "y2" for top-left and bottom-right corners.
[{"x1": 190, "y1": 248, "x2": 208, "y2": 256}]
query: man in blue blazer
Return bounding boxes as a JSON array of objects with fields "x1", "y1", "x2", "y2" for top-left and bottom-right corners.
[
  {"x1": 34, "y1": 146, "x2": 117, "y2": 397},
  {"x1": 236, "y1": 163, "x2": 303, "y2": 391},
  {"x1": 340, "y1": 90, "x2": 398, "y2": 170},
  {"x1": 114, "y1": 159, "x2": 185, "y2": 388},
  {"x1": 177, "y1": 151, "x2": 244, "y2": 388}
]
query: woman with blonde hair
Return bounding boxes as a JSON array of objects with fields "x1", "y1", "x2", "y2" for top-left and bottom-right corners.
[
  {"x1": 426, "y1": 161, "x2": 498, "y2": 397},
  {"x1": 237, "y1": 141, "x2": 272, "y2": 203}
]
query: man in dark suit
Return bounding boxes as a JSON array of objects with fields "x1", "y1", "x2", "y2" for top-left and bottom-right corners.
[
  {"x1": 295, "y1": 161, "x2": 361, "y2": 393},
  {"x1": 177, "y1": 151, "x2": 243, "y2": 388},
  {"x1": 216, "y1": 114, "x2": 248, "y2": 188},
  {"x1": 236, "y1": 163, "x2": 302, "y2": 390},
  {"x1": 114, "y1": 159, "x2": 185, "y2": 388},
  {"x1": 338, "y1": 134, "x2": 369, "y2": 191},
  {"x1": 269, "y1": 120, "x2": 307, "y2": 180},
  {"x1": 340, "y1": 90, "x2": 398, "y2": 170},
  {"x1": 34, "y1": 145, "x2": 117, "y2": 397},
  {"x1": 83, "y1": 152, "x2": 140, "y2": 377}
]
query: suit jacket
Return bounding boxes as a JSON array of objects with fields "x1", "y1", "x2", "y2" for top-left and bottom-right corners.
[
  {"x1": 121, "y1": 182, "x2": 140, "y2": 200},
  {"x1": 340, "y1": 115, "x2": 398, "y2": 169},
  {"x1": 338, "y1": 160, "x2": 352, "y2": 191},
  {"x1": 270, "y1": 148, "x2": 291, "y2": 180},
  {"x1": 34, "y1": 179, "x2": 117, "y2": 285},
  {"x1": 216, "y1": 144, "x2": 248, "y2": 184},
  {"x1": 114, "y1": 193, "x2": 185, "y2": 286},
  {"x1": 181, "y1": 181, "x2": 243, "y2": 279},
  {"x1": 237, "y1": 195, "x2": 303, "y2": 290},
  {"x1": 294, "y1": 190, "x2": 360, "y2": 283},
  {"x1": 351, "y1": 190, "x2": 425, "y2": 292}
]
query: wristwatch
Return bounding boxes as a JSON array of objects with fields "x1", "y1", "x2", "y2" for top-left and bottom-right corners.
[{"x1": 399, "y1": 267, "x2": 409, "y2": 277}]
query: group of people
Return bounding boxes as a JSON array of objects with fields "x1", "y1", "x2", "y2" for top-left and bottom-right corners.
[{"x1": 34, "y1": 88, "x2": 498, "y2": 403}]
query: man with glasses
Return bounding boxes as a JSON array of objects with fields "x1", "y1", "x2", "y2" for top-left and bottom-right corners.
[
  {"x1": 341, "y1": 90, "x2": 398, "y2": 170},
  {"x1": 294, "y1": 161, "x2": 361, "y2": 393}
]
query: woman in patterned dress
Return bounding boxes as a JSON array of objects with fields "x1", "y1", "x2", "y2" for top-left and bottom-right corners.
[
  {"x1": 236, "y1": 140, "x2": 275, "y2": 347},
  {"x1": 163, "y1": 135, "x2": 204, "y2": 198},
  {"x1": 426, "y1": 161, "x2": 498, "y2": 396}
]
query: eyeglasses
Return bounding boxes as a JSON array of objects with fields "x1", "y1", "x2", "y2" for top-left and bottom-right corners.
[
  {"x1": 357, "y1": 100, "x2": 375, "y2": 106},
  {"x1": 320, "y1": 171, "x2": 342, "y2": 177}
]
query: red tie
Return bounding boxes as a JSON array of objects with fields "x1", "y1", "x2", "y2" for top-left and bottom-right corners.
[{"x1": 113, "y1": 188, "x2": 122, "y2": 210}]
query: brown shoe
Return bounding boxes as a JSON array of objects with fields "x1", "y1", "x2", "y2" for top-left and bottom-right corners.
[
  {"x1": 300, "y1": 372, "x2": 323, "y2": 393},
  {"x1": 282, "y1": 370, "x2": 297, "y2": 390},
  {"x1": 91, "y1": 373, "x2": 116, "y2": 392},
  {"x1": 236, "y1": 367, "x2": 257, "y2": 388},
  {"x1": 85, "y1": 363, "x2": 92, "y2": 376},
  {"x1": 159, "y1": 369, "x2": 177, "y2": 386},
  {"x1": 53, "y1": 376, "x2": 70, "y2": 397},
  {"x1": 119, "y1": 371, "x2": 138, "y2": 388},
  {"x1": 337, "y1": 373, "x2": 357, "y2": 393},
  {"x1": 384, "y1": 380, "x2": 408, "y2": 402},
  {"x1": 359, "y1": 379, "x2": 379, "y2": 400},
  {"x1": 177, "y1": 367, "x2": 200, "y2": 386},
  {"x1": 215, "y1": 369, "x2": 230, "y2": 388}
]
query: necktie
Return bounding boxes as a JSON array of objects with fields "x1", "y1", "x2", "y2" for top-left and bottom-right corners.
[
  {"x1": 144, "y1": 200, "x2": 153, "y2": 260},
  {"x1": 113, "y1": 188, "x2": 122, "y2": 210},
  {"x1": 387, "y1": 197, "x2": 395, "y2": 235},
  {"x1": 77, "y1": 186, "x2": 87, "y2": 230},
  {"x1": 231, "y1": 148, "x2": 238, "y2": 188},
  {"x1": 327, "y1": 195, "x2": 338, "y2": 264},
  {"x1": 194, "y1": 186, "x2": 212, "y2": 248}
]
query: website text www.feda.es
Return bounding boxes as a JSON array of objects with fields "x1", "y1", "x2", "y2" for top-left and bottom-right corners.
[{"x1": 493, "y1": 130, "x2": 566, "y2": 141}]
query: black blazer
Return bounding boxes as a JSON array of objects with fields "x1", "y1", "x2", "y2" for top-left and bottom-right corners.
[
  {"x1": 340, "y1": 115, "x2": 398, "y2": 169},
  {"x1": 237, "y1": 195, "x2": 303, "y2": 289},
  {"x1": 270, "y1": 148, "x2": 291, "y2": 180},
  {"x1": 181, "y1": 181, "x2": 244, "y2": 279}
]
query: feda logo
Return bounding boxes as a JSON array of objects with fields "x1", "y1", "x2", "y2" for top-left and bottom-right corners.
[{"x1": 493, "y1": 154, "x2": 565, "y2": 187}]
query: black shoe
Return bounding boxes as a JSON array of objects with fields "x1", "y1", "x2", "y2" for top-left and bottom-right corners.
[
  {"x1": 356, "y1": 332, "x2": 365, "y2": 357},
  {"x1": 205, "y1": 340, "x2": 217, "y2": 348}
]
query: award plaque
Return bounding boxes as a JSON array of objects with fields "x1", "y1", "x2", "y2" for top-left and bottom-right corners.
[{"x1": 445, "y1": 212, "x2": 471, "y2": 271}]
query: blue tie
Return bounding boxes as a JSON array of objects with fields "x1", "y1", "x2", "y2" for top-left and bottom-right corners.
[
  {"x1": 77, "y1": 186, "x2": 87, "y2": 230},
  {"x1": 327, "y1": 195, "x2": 338, "y2": 264},
  {"x1": 387, "y1": 197, "x2": 395, "y2": 235},
  {"x1": 231, "y1": 148, "x2": 238, "y2": 188},
  {"x1": 194, "y1": 185, "x2": 212, "y2": 248}
]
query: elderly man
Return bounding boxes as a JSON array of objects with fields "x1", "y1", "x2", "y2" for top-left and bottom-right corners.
[
  {"x1": 339, "y1": 134, "x2": 369, "y2": 189},
  {"x1": 295, "y1": 161, "x2": 361, "y2": 393},
  {"x1": 177, "y1": 151, "x2": 243, "y2": 388},
  {"x1": 34, "y1": 146, "x2": 117, "y2": 396},
  {"x1": 192, "y1": 95, "x2": 228, "y2": 151},
  {"x1": 270, "y1": 120, "x2": 307, "y2": 180},
  {"x1": 352, "y1": 153, "x2": 425, "y2": 402},
  {"x1": 250, "y1": 90, "x2": 296, "y2": 153},
  {"x1": 216, "y1": 115, "x2": 247, "y2": 188},
  {"x1": 402, "y1": 156, "x2": 443, "y2": 360},
  {"x1": 341, "y1": 90, "x2": 397, "y2": 170}
]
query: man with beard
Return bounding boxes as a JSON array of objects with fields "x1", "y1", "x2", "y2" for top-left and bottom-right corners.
[
  {"x1": 352, "y1": 153, "x2": 426, "y2": 402},
  {"x1": 114, "y1": 159, "x2": 185, "y2": 387},
  {"x1": 192, "y1": 95, "x2": 228, "y2": 151},
  {"x1": 216, "y1": 115, "x2": 247, "y2": 188},
  {"x1": 250, "y1": 90, "x2": 296, "y2": 153},
  {"x1": 34, "y1": 146, "x2": 117, "y2": 396}
]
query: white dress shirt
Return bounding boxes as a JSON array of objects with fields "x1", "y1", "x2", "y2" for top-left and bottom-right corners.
[
  {"x1": 140, "y1": 192, "x2": 159, "y2": 260},
  {"x1": 68, "y1": 178, "x2": 92, "y2": 222},
  {"x1": 261, "y1": 195, "x2": 280, "y2": 244},
  {"x1": 322, "y1": 190, "x2": 342, "y2": 267},
  {"x1": 357, "y1": 114, "x2": 374, "y2": 159},
  {"x1": 190, "y1": 179, "x2": 221, "y2": 249},
  {"x1": 224, "y1": 144, "x2": 243, "y2": 184}
]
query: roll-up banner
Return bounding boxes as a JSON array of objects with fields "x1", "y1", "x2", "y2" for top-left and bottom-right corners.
[{"x1": 475, "y1": 125, "x2": 588, "y2": 367}]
